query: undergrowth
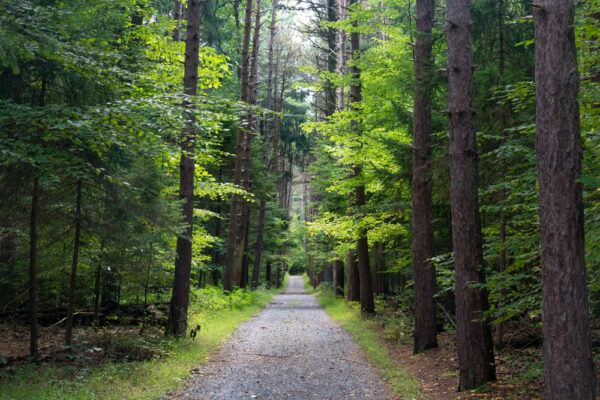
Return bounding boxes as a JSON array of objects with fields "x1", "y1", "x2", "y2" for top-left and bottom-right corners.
[{"x1": 0, "y1": 281, "x2": 286, "y2": 400}]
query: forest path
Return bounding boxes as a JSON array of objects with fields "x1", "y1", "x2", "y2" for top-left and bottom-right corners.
[{"x1": 171, "y1": 275, "x2": 394, "y2": 399}]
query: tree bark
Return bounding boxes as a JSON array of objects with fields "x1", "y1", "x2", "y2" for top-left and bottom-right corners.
[
  {"x1": 346, "y1": 250, "x2": 360, "y2": 301},
  {"x1": 494, "y1": 0, "x2": 506, "y2": 347},
  {"x1": 336, "y1": 0, "x2": 348, "y2": 112},
  {"x1": 167, "y1": 0, "x2": 202, "y2": 336},
  {"x1": 333, "y1": 260, "x2": 344, "y2": 296},
  {"x1": 349, "y1": 2, "x2": 373, "y2": 313},
  {"x1": 224, "y1": 0, "x2": 254, "y2": 291},
  {"x1": 533, "y1": 1, "x2": 595, "y2": 398},
  {"x1": 412, "y1": 0, "x2": 437, "y2": 353},
  {"x1": 65, "y1": 179, "x2": 82, "y2": 345},
  {"x1": 28, "y1": 177, "x2": 40, "y2": 358},
  {"x1": 172, "y1": 0, "x2": 184, "y2": 41},
  {"x1": 445, "y1": 0, "x2": 496, "y2": 390}
]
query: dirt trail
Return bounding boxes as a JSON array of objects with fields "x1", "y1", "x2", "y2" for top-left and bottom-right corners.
[{"x1": 171, "y1": 276, "x2": 394, "y2": 399}]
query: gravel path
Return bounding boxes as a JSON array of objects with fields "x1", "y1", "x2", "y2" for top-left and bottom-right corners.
[{"x1": 171, "y1": 276, "x2": 394, "y2": 400}]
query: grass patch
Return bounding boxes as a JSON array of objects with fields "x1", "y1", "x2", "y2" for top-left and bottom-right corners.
[
  {"x1": 303, "y1": 274, "x2": 419, "y2": 399},
  {"x1": 0, "y1": 281, "x2": 286, "y2": 400}
]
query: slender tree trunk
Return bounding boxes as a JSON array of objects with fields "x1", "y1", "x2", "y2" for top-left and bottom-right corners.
[
  {"x1": 346, "y1": 250, "x2": 360, "y2": 301},
  {"x1": 533, "y1": 1, "x2": 595, "y2": 398},
  {"x1": 275, "y1": 266, "x2": 281, "y2": 288},
  {"x1": 412, "y1": 0, "x2": 437, "y2": 353},
  {"x1": 29, "y1": 177, "x2": 40, "y2": 358},
  {"x1": 65, "y1": 179, "x2": 82, "y2": 345},
  {"x1": 349, "y1": 2, "x2": 373, "y2": 313},
  {"x1": 93, "y1": 241, "x2": 104, "y2": 325},
  {"x1": 172, "y1": 0, "x2": 184, "y2": 41},
  {"x1": 495, "y1": 0, "x2": 506, "y2": 347},
  {"x1": 252, "y1": 0, "x2": 279, "y2": 289},
  {"x1": 446, "y1": 0, "x2": 496, "y2": 390},
  {"x1": 266, "y1": 260, "x2": 272, "y2": 286},
  {"x1": 167, "y1": 0, "x2": 202, "y2": 335},
  {"x1": 336, "y1": 0, "x2": 348, "y2": 112},
  {"x1": 237, "y1": 0, "x2": 261, "y2": 289},
  {"x1": 140, "y1": 243, "x2": 152, "y2": 334},
  {"x1": 224, "y1": 0, "x2": 254, "y2": 291}
]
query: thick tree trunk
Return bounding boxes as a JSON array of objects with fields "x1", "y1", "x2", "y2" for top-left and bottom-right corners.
[
  {"x1": 533, "y1": 1, "x2": 595, "y2": 398},
  {"x1": 412, "y1": 0, "x2": 437, "y2": 353},
  {"x1": 28, "y1": 177, "x2": 40, "y2": 358},
  {"x1": 65, "y1": 179, "x2": 83, "y2": 345},
  {"x1": 446, "y1": 0, "x2": 496, "y2": 390},
  {"x1": 224, "y1": 0, "x2": 254, "y2": 291},
  {"x1": 167, "y1": 0, "x2": 202, "y2": 336}
]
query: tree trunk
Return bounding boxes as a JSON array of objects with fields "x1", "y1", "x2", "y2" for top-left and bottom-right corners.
[
  {"x1": 93, "y1": 241, "x2": 104, "y2": 325},
  {"x1": 336, "y1": 0, "x2": 348, "y2": 112},
  {"x1": 349, "y1": 2, "x2": 373, "y2": 313},
  {"x1": 167, "y1": 0, "x2": 202, "y2": 336},
  {"x1": 333, "y1": 260, "x2": 344, "y2": 296},
  {"x1": 446, "y1": 0, "x2": 496, "y2": 390},
  {"x1": 275, "y1": 266, "x2": 281, "y2": 289},
  {"x1": 172, "y1": 0, "x2": 184, "y2": 41},
  {"x1": 140, "y1": 243, "x2": 153, "y2": 334},
  {"x1": 28, "y1": 177, "x2": 40, "y2": 358},
  {"x1": 346, "y1": 250, "x2": 360, "y2": 301},
  {"x1": 373, "y1": 242, "x2": 386, "y2": 295},
  {"x1": 412, "y1": 0, "x2": 437, "y2": 353},
  {"x1": 65, "y1": 179, "x2": 83, "y2": 345},
  {"x1": 533, "y1": 1, "x2": 595, "y2": 398},
  {"x1": 252, "y1": 0, "x2": 279, "y2": 290},
  {"x1": 266, "y1": 260, "x2": 272, "y2": 286},
  {"x1": 495, "y1": 0, "x2": 506, "y2": 347},
  {"x1": 224, "y1": 0, "x2": 254, "y2": 291}
]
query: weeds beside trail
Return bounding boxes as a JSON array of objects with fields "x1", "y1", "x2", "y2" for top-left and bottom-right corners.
[
  {"x1": 0, "y1": 280, "x2": 287, "y2": 400},
  {"x1": 304, "y1": 274, "x2": 419, "y2": 399}
]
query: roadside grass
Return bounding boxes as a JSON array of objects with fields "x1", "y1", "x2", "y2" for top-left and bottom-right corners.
[
  {"x1": 303, "y1": 274, "x2": 419, "y2": 399},
  {"x1": 0, "y1": 280, "x2": 287, "y2": 400}
]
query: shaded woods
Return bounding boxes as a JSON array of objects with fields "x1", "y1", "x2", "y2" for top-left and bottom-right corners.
[{"x1": 1, "y1": 0, "x2": 600, "y2": 399}]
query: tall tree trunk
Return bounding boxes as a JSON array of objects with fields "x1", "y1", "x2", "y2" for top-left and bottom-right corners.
[
  {"x1": 65, "y1": 179, "x2": 82, "y2": 345},
  {"x1": 28, "y1": 176, "x2": 40, "y2": 358},
  {"x1": 349, "y1": 2, "x2": 373, "y2": 313},
  {"x1": 237, "y1": 0, "x2": 261, "y2": 288},
  {"x1": 412, "y1": 0, "x2": 437, "y2": 353},
  {"x1": 167, "y1": 0, "x2": 202, "y2": 335},
  {"x1": 336, "y1": 0, "x2": 348, "y2": 112},
  {"x1": 251, "y1": 0, "x2": 278, "y2": 289},
  {"x1": 446, "y1": 0, "x2": 496, "y2": 390},
  {"x1": 224, "y1": 0, "x2": 254, "y2": 291},
  {"x1": 495, "y1": 0, "x2": 506, "y2": 347},
  {"x1": 533, "y1": 1, "x2": 595, "y2": 398}
]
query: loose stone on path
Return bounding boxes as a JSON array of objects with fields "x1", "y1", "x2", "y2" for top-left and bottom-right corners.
[{"x1": 171, "y1": 276, "x2": 394, "y2": 400}]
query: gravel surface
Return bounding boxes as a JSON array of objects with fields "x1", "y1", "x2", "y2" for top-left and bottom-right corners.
[{"x1": 171, "y1": 276, "x2": 394, "y2": 400}]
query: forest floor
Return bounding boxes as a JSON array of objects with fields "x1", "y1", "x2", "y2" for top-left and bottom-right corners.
[{"x1": 171, "y1": 275, "x2": 396, "y2": 400}]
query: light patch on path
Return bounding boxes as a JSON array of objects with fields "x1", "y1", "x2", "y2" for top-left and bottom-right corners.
[{"x1": 171, "y1": 276, "x2": 394, "y2": 399}]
